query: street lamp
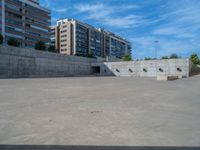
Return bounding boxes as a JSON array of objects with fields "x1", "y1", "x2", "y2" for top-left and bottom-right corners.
[{"x1": 154, "y1": 41, "x2": 159, "y2": 76}]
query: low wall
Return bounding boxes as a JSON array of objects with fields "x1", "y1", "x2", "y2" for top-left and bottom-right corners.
[
  {"x1": 0, "y1": 45, "x2": 96, "y2": 78},
  {"x1": 97, "y1": 59, "x2": 191, "y2": 78}
]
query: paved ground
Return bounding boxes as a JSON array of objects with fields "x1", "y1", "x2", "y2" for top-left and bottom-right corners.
[{"x1": 0, "y1": 76, "x2": 200, "y2": 146}]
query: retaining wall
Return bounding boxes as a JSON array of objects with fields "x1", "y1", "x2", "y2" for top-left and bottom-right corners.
[
  {"x1": 98, "y1": 59, "x2": 191, "y2": 78},
  {"x1": 0, "y1": 45, "x2": 192, "y2": 78},
  {"x1": 0, "y1": 45, "x2": 96, "y2": 78}
]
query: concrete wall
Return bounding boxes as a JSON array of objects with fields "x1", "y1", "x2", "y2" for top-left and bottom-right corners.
[
  {"x1": 0, "y1": 45, "x2": 96, "y2": 78},
  {"x1": 0, "y1": 45, "x2": 192, "y2": 78},
  {"x1": 98, "y1": 59, "x2": 191, "y2": 78}
]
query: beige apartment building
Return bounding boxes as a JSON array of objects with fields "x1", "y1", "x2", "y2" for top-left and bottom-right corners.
[
  {"x1": 51, "y1": 21, "x2": 73, "y2": 55},
  {"x1": 51, "y1": 19, "x2": 131, "y2": 59}
]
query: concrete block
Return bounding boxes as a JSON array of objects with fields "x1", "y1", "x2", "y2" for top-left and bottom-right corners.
[{"x1": 157, "y1": 75, "x2": 179, "y2": 81}]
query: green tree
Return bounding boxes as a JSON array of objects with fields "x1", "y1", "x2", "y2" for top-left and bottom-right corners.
[
  {"x1": 0, "y1": 34, "x2": 3, "y2": 45},
  {"x1": 7, "y1": 38, "x2": 20, "y2": 47},
  {"x1": 35, "y1": 41, "x2": 46, "y2": 51},
  {"x1": 170, "y1": 53, "x2": 178, "y2": 59},
  {"x1": 75, "y1": 54, "x2": 82, "y2": 57},
  {"x1": 87, "y1": 53, "x2": 95, "y2": 58},
  {"x1": 123, "y1": 54, "x2": 132, "y2": 61},
  {"x1": 190, "y1": 53, "x2": 199, "y2": 65},
  {"x1": 144, "y1": 57, "x2": 152, "y2": 60},
  {"x1": 48, "y1": 45, "x2": 57, "y2": 53},
  {"x1": 161, "y1": 56, "x2": 169, "y2": 59}
]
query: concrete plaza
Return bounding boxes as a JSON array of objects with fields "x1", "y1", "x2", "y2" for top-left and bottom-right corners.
[{"x1": 0, "y1": 77, "x2": 200, "y2": 146}]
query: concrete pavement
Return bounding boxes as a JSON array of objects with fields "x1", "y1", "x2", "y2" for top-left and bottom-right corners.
[{"x1": 0, "y1": 77, "x2": 200, "y2": 146}]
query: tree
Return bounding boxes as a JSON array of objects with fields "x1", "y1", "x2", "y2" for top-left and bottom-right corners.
[
  {"x1": 48, "y1": 45, "x2": 57, "y2": 53},
  {"x1": 144, "y1": 57, "x2": 152, "y2": 60},
  {"x1": 75, "y1": 53, "x2": 82, "y2": 57},
  {"x1": 161, "y1": 56, "x2": 169, "y2": 59},
  {"x1": 170, "y1": 53, "x2": 178, "y2": 59},
  {"x1": 123, "y1": 54, "x2": 132, "y2": 61},
  {"x1": 7, "y1": 38, "x2": 20, "y2": 47},
  {"x1": 190, "y1": 54, "x2": 199, "y2": 65},
  {"x1": 35, "y1": 41, "x2": 46, "y2": 51},
  {"x1": 0, "y1": 33, "x2": 3, "y2": 45},
  {"x1": 87, "y1": 53, "x2": 95, "y2": 58}
]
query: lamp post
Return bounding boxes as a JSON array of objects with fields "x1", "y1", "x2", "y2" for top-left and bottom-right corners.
[{"x1": 154, "y1": 41, "x2": 159, "y2": 76}]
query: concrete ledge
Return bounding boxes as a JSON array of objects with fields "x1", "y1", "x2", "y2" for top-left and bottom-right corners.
[
  {"x1": 168, "y1": 76, "x2": 179, "y2": 80},
  {"x1": 157, "y1": 75, "x2": 179, "y2": 81},
  {"x1": 157, "y1": 76, "x2": 168, "y2": 81}
]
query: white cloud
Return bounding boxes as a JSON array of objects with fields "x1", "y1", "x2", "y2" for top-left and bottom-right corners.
[
  {"x1": 52, "y1": 8, "x2": 67, "y2": 13},
  {"x1": 104, "y1": 15, "x2": 146, "y2": 28},
  {"x1": 51, "y1": 17, "x2": 59, "y2": 22},
  {"x1": 75, "y1": 4, "x2": 105, "y2": 13},
  {"x1": 74, "y1": 3, "x2": 144, "y2": 29},
  {"x1": 43, "y1": 0, "x2": 50, "y2": 7},
  {"x1": 153, "y1": 27, "x2": 196, "y2": 38},
  {"x1": 153, "y1": 0, "x2": 200, "y2": 39}
]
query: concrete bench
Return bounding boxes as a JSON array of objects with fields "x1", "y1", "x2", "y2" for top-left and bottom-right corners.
[{"x1": 157, "y1": 75, "x2": 179, "y2": 81}]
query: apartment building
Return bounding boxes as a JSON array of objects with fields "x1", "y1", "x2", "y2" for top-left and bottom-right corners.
[
  {"x1": 0, "y1": 0, "x2": 51, "y2": 48},
  {"x1": 51, "y1": 19, "x2": 132, "y2": 59},
  {"x1": 50, "y1": 26, "x2": 56, "y2": 47},
  {"x1": 102, "y1": 30, "x2": 132, "y2": 58}
]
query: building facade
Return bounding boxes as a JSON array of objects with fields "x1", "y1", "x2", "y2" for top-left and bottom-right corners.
[
  {"x1": 0, "y1": 0, "x2": 51, "y2": 48},
  {"x1": 51, "y1": 19, "x2": 132, "y2": 59}
]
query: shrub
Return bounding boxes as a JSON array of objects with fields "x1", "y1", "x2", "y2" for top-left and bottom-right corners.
[
  {"x1": 0, "y1": 34, "x2": 3, "y2": 45},
  {"x1": 7, "y1": 38, "x2": 20, "y2": 47},
  {"x1": 87, "y1": 53, "x2": 95, "y2": 58},
  {"x1": 144, "y1": 57, "x2": 152, "y2": 60},
  {"x1": 170, "y1": 53, "x2": 178, "y2": 59},
  {"x1": 48, "y1": 45, "x2": 57, "y2": 53},
  {"x1": 190, "y1": 53, "x2": 199, "y2": 65},
  {"x1": 75, "y1": 54, "x2": 83, "y2": 57},
  {"x1": 35, "y1": 41, "x2": 46, "y2": 51},
  {"x1": 161, "y1": 56, "x2": 169, "y2": 59},
  {"x1": 123, "y1": 54, "x2": 132, "y2": 61}
]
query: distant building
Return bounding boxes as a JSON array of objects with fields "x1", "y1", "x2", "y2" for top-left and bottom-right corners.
[
  {"x1": 51, "y1": 19, "x2": 132, "y2": 58},
  {"x1": 0, "y1": 0, "x2": 51, "y2": 48},
  {"x1": 50, "y1": 26, "x2": 56, "y2": 47}
]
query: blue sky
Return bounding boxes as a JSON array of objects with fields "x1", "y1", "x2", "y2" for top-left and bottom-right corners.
[{"x1": 41, "y1": 0, "x2": 200, "y2": 59}]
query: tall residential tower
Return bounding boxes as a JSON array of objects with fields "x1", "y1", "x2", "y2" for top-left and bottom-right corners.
[
  {"x1": 0, "y1": 0, "x2": 51, "y2": 48},
  {"x1": 51, "y1": 19, "x2": 132, "y2": 59}
]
